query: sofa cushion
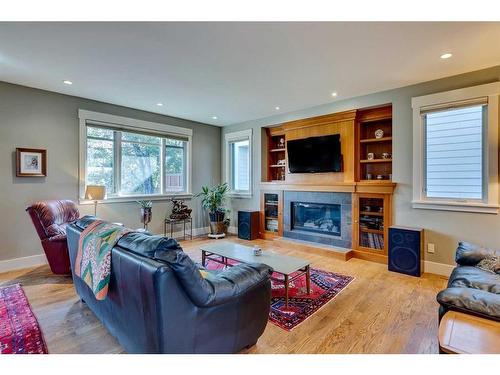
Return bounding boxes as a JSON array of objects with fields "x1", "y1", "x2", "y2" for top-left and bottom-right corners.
[
  {"x1": 437, "y1": 287, "x2": 500, "y2": 321},
  {"x1": 448, "y1": 266, "x2": 500, "y2": 294},
  {"x1": 455, "y1": 242, "x2": 500, "y2": 266},
  {"x1": 116, "y1": 232, "x2": 182, "y2": 258}
]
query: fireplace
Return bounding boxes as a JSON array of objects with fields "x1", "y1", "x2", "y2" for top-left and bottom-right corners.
[
  {"x1": 284, "y1": 191, "x2": 352, "y2": 249},
  {"x1": 291, "y1": 202, "x2": 341, "y2": 237}
]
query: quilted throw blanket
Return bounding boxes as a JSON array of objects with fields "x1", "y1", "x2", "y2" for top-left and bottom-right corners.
[{"x1": 75, "y1": 220, "x2": 131, "y2": 300}]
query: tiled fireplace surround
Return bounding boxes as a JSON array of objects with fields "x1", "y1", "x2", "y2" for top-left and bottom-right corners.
[{"x1": 283, "y1": 191, "x2": 352, "y2": 249}]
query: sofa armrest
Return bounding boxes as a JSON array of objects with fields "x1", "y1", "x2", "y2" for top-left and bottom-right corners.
[
  {"x1": 47, "y1": 234, "x2": 67, "y2": 242},
  {"x1": 456, "y1": 241, "x2": 500, "y2": 266},
  {"x1": 437, "y1": 287, "x2": 500, "y2": 321}
]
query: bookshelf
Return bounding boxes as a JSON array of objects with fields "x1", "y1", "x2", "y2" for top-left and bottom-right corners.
[{"x1": 265, "y1": 127, "x2": 286, "y2": 182}]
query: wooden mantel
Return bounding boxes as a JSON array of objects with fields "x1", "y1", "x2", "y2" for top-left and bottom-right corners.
[{"x1": 260, "y1": 181, "x2": 397, "y2": 194}]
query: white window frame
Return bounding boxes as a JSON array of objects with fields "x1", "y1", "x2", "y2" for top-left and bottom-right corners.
[
  {"x1": 79, "y1": 110, "x2": 193, "y2": 204},
  {"x1": 411, "y1": 82, "x2": 500, "y2": 214},
  {"x1": 225, "y1": 129, "x2": 253, "y2": 198}
]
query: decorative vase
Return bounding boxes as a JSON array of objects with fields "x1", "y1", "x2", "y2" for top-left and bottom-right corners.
[{"x1": 141, "y1": 207, "x2": 152, "y2": 230}]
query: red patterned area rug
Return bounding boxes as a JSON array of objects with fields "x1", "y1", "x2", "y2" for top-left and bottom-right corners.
[
  {"x1": 0, "y1": 283, "x2": 48, "y2": 354},
  {"x1": 205, "y1": 259, "x2": 354, "y2": 331}
]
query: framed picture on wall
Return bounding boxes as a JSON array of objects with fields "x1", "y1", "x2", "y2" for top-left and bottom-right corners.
[{"x1": 16, "y1": 148, "x2": 47, "y2": 177}]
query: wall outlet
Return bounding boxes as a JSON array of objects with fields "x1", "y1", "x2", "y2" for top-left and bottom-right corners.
[{"x1": 427, "y1": 243, "x2": 435, "y2": 254}]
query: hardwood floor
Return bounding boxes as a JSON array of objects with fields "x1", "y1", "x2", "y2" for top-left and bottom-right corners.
[{"x1": 0, "y1": 236, "x2": 447, "y2": 354}]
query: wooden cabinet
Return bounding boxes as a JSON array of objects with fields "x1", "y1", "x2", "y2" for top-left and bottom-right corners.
[
  {"x1": 352, "y1": 192, "x2": 392, "y2": 262},
  {"x1": 260, "y1": 190, "x2": 283, "y2": 239}
]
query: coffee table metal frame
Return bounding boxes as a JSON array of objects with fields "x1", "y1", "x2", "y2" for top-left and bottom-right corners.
[{"x1": 201, "y1": 249, "x2": 311, "y2": 308}]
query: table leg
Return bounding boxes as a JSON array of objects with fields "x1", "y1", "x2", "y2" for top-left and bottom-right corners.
[
  {"x1": 284, "y1": 274, "x2": 289, "y2": 308},
  {"x1": 170, "y1": 222, "x2": 173, "y2": 238},
  {"x1": 190, "y1": 218, "x2": 193, "y2": 239},
  {"x1": 183, "y1": 220, "x2": 186, "y2": 241},
  {"x1": 306, "y1": 265, "x2": 311, "y2": 294},
  {"x1": 164, "y1": 221, "x2": 166, "y2": 237},
  {"x1": 202, "y1": 250, "x2": 206, "y2": 267}
]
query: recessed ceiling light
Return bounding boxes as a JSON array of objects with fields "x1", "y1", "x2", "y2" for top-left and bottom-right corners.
[
  {"x1": 440, "y1": 53, "x2": 453, "y2": 59},
  {"x1": 212, "y1": 116, "x2": 218, "y2": 120},
  {"x1": 331, "y1": 92, "x2": 338, "y2": 97},
  {"x1": 63, "y1": 80, "x2": 73, "y2": 85},
  {"x1": 275, "y1": 106, "x2": 280, "y2": 110},
  {"x1": 156, "y1": 102, "x2": 163, "y2": 106}
]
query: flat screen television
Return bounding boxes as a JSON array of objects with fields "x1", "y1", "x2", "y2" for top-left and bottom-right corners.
[{"x1": 287, "y1": 134, "x2": 342, "y2": 173}]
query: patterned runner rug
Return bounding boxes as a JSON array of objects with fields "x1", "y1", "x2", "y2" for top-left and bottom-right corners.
[
  {"x1": 205, "y1": 259, "x2": 354, "y2": 331},
  {"x1": 0, "y1": 283, "x2": 48, "y2": 354}
]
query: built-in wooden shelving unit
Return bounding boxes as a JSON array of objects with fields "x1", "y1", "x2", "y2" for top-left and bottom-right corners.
[
  {"x1": 356, "y1": 105, "x2": 393, "y2": 182},
  {"x1": 265, "y1": 127, "x2": 286, "y2": 182}
]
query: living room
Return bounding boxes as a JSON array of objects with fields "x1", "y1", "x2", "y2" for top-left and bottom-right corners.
[{"x1": 1, "y1": 2, "x2": 499, "y2": 373}]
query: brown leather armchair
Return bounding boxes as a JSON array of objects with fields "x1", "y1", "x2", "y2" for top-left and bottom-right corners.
[{"x1": 26, "y1": 200, "x2": 80, "y2": 275}]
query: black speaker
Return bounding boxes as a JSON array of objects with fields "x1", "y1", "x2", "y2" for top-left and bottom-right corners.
[
  {"x1": 238, "y1": 211, "x2": 260, "y2": 240},
  {"x1": 388, "y1": 226, "x2": 424, "y2": 277}
]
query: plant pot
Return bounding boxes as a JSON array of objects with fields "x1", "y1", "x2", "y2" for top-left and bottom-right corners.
[
  {"x1": 209, "y1": 221, "x2": 226, "y2": 235},
  {"x1": 209, "y1": 211, "x2": 225, "y2": 222},
  {"x1": 141, "y1": 207, "x2": 152, "y2": 227}
]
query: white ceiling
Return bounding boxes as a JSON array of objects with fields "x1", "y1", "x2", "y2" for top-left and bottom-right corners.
[{"x1": 1, "y1": 22, "x2": 500, "y2": 126}]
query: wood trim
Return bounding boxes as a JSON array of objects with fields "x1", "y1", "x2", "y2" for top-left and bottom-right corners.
[
  {"x1": 259, "y1": 181, "x2": 396, "y2": 194},
  {"x1": 356, "y1": 105, "x2": 392, "y2": 122},
  {"x1": 351, "y1": 250, "x2": 388, "y2": 264},
  {"x1": 280, "y1": 110, "x2": 357, "y2": 131}
]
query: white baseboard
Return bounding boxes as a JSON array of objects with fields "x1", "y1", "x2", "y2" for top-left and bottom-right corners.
[
  {"x1": 0, "y1": 254, "x2": 48, "y2": 274},
  {"x1": 423, "y1": 260, "x2": 455, "y2": 277}
]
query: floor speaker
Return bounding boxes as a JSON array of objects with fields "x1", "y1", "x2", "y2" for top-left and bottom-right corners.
[
  {"x1": 238, "y1": 210, "x2": 260, "y2": 240},
  {"x1": 388, "y1": 226, "x2": 424, "y2": 277}
]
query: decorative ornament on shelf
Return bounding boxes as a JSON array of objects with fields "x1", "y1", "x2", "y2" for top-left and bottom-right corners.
[
  {"x1": 374, "y1": 129, "x2": 384, "y2": 139},
  {"x1": 367, "y1": 152, "x2": 375, "y2": 160},
  {"x1": 382, "y1": 152, "x2": 391, "y2": 160},
  {"x1": 137, "y1": 200, "x2": 153, "y2": 230},
  {"x1": 278, "y1": 138, "x2": 285, "y2": 149},
  {"x1": 277, "y1": 159, "x2": 286, "y2": 166},
  {"x1": 169, "y1": 198, "x2": 192, "y2": 220}
]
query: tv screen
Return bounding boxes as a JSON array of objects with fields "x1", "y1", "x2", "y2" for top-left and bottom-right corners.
[{"x1": 287, "y1": 134, "x2": 342, "y2": 173}]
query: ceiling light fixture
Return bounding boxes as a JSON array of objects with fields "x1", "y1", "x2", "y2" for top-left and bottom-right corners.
[
  {"x1": 440, "y1": 53, "x2": 453, "y2": 59},
  {"x1": 212, "y1": 116, "x2": 218, "y2": 120},
  {"x1": 156, "y1": 102, "x2": 163, "y2": 106},
  {"x1": 331, "y1": 92, "x2": 338, "y2": 97},
  {"x1": 63, "y1": 80, "x2": 73, "y2": 85},
  {"x1": 275, "y1": 106, "x2": 280, "y2": 110}
]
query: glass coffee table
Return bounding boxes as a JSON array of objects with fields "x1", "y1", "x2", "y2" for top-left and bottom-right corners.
[{"x1": 200, "y1": 241, "x2": 311, "y2": 308}]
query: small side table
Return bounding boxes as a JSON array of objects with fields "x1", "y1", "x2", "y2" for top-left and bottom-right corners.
[{"x1": 164, "y1": 217, "x2": 193, "y2": 241}]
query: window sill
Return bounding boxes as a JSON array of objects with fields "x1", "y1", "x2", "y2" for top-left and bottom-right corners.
[
  {"x1": 79, "y1": 193, "x2": 193, "y2": 205},
  {"x1": 228, "y1": 193, "x2": 253, "y2": 199},
  {"x1": 412, "y1": 200, "x2": 499, "y2": 214}
]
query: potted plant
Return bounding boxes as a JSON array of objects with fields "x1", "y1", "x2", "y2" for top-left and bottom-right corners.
[
  {"x1": 137, "y1": 200, "x2": 153, "y2": 230},
  {"x1": 196, "y1": 183, "x2": 230, "y2": 237}
]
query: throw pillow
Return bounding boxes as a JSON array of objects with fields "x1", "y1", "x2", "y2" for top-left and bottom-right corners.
[{"x1": 476, "y1": 256, "x2": 500, "y2": 274}]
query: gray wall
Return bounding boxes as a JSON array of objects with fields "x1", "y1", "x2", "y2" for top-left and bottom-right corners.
[
  {"x1": 0, "y1": 81, "x2": 221, "y2": 262},
  {"x1": 222, "y1": 65, "x2": 500, "y2": 266}
]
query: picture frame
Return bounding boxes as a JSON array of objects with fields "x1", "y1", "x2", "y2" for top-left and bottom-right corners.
[{"x1": 16, "y1": 148, "x2": 47, "y2": 177}]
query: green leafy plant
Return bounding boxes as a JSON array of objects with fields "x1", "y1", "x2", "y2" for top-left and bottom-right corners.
[
  {"x1": 136, "y1": 200, "x2": 153, "y2": 209},
  {"x1": 195, "y1": 183, "x2": 229, "y2": 215}
]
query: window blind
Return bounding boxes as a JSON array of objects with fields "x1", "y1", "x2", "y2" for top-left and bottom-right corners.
[{"x1": 424, "y1": 104, "x2": 485, "y2": 200}]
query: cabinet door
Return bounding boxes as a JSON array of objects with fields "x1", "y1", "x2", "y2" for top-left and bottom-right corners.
[
  {"x1": 260, "y1": 190, "x2": 283, "y2": 238},
  {"x1": 353, "y1": 193, "x2": 390, "y2": 255}
]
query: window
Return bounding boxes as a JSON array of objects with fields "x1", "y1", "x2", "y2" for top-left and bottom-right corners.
[
  {"x1": 225, "y1": 129, "x2": 252, "y2": 196},
  {"x1": 412, "y1": 82, "x2": 499, "y2": 213},
  {"x1": 424, "y1": 104, "x2": 485, "y2": 200},
  {"x1": 79, "y1": 110, "x2": 192, "y2": 201}
]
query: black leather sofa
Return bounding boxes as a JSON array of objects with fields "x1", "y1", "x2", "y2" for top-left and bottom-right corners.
[
  {"x1": 437, "y1": 242, "x2": 500, "y2": 322},
  {"x1": 66, "y1": 216, "x2": 273, "y2": 353}
]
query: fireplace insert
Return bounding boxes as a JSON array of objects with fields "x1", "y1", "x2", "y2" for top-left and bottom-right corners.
[{"x1": 291, "y1": 201, "x2": 341, "y2": 237}]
